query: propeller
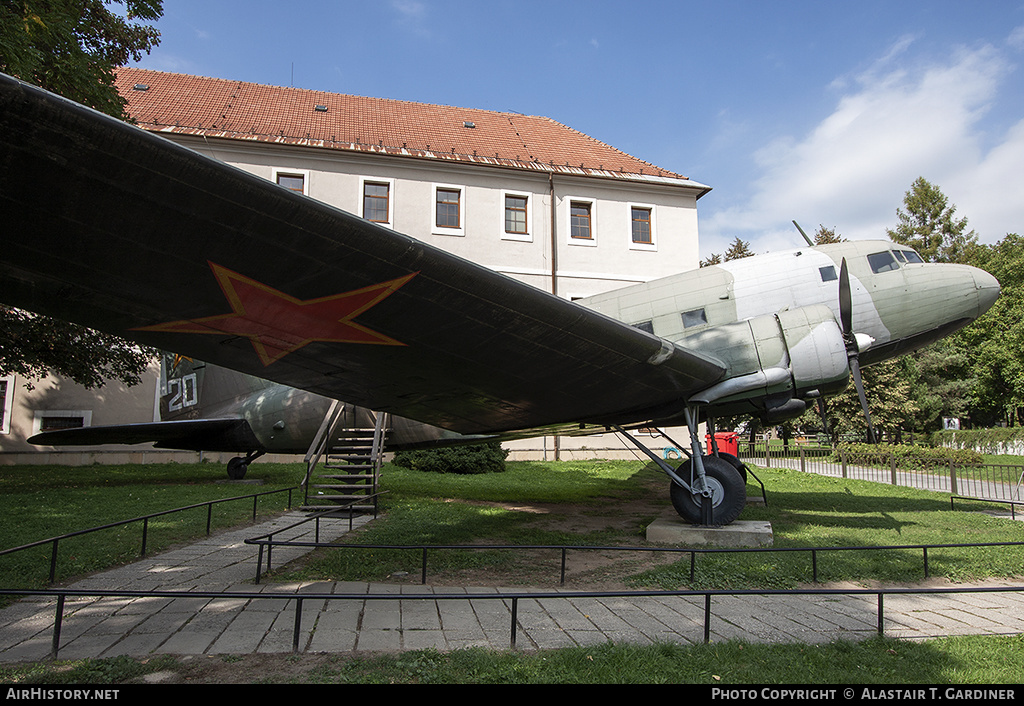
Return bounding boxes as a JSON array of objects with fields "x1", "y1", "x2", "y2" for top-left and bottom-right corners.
[{"x1": 839, "y1": 258, "x2": 877, "y2": 444}]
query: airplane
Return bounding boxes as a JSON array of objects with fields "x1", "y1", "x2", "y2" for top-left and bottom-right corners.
[{"x1": 0, "y1": 74, "x2": 1001, "y2": 527}]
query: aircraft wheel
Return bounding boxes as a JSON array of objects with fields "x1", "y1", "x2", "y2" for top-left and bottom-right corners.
[
  {"x1": 715, "y1": 452, "x2": 748, "y2": 482},
  {"x1": 227, "y1": 457, "x2": 248, "y2": 480},
  {"x1": 669, "y1": 455, "x2": 746, "y2": 526}
]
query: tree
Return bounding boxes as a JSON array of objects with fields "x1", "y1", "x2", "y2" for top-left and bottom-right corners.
[
  {"x1": 0, "y1": 308, "x2": 153, "y2": 390},
  {"x1": 0, "y1": 1, "x2": 163, "y2": 388},
  {"x1": 886, "y1": 177, "x2": 981, "y2": 264},
  {"x1": 959, "y1": 233, "x2": 1024, "y2": 426},
  {"x1": 701, "y1": 237, "x2": 753, "y2": 267},
  {"x1": 723, "y1": 236, "x2": 754, "y2": 261},
  {"x1": 814, "y1": 225, "x2": 844, "y2": 244},
  {"x1": 0, "y1": 0, "x2": 163, "y2": 120}
]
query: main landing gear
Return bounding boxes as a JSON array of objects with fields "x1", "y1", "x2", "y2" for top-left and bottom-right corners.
[{"x1": 617, "y1": 407, "x2": 747, "y2": 526}]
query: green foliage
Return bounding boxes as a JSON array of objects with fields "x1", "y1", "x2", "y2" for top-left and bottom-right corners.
[
  {"x1": 0, "y1": 1, "x2": 163, "y2": 388},
  {"x1": 0, "y1": 307, "x2": 155, "y2": 389},
  {"x1": 392, "y1": 442, "x2": 509, "y2": 475},
  {"x1": 700, "y1": 236, "x2": 754, "y2": 267},
  {"x1": 0, "y1": 0, "x2": 163, "y2": 121},
  {"x1": 812, "y1": 358, "x2": 920, "y2": 438},
  {"x1": 886, "y1": 176, "x2": 981, "y2": 264},
  {"x1": 830, "y1": 442, "x2": 983, "y2": 469},
  {"x1": 933, "y1": 427, "x2": 1024, "y2": 455},
  {"x1": 959, "y1": 233, "x2": 1024, "y2": 427}
]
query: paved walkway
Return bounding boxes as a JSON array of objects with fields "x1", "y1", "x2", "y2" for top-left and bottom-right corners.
[{"x1": 0, "y1": 511, "x2": 1023, "y2": 662}]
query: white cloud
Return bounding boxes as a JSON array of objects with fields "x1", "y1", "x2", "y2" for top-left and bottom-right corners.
[{"x1": 702, "y1": 36, "x2": 1022, "y2": 257}]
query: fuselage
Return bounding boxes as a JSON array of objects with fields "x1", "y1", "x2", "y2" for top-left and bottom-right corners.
[{"x1": 580, "y1": 240, "x2": 999, "y2": 364}]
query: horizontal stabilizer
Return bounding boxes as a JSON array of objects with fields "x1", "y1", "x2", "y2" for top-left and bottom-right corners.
[{"x1": 28, "y1": 419, "x2": 263, "y2": 453}]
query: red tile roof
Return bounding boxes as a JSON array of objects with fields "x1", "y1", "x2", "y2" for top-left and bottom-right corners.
[{"x1": 115, "y1": 68, "x2": 706, "y2": 192}]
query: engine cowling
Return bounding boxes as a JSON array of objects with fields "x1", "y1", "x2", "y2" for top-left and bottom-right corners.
[{"x1": 680, "y1": 304, "x2": 849, "y2": 418}]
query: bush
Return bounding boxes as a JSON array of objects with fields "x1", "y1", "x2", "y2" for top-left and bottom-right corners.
[
  {"x1": 831, "y1": 443, "x2": 983, "y2": 470},
  {"x1": 391, "y1": 442, "x2": 510, "y2": 474}
]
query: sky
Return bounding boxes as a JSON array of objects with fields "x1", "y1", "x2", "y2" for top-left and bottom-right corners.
[{"x1": 132, "y1": 0, "x2": 1024, "y2": 260}]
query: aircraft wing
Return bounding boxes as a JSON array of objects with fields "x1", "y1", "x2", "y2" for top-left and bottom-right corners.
[
  {"x1": 0, "y1": 75, "x2": 726, "y2": 435},
  {"x1": 28, "y1": 419, "x2": 263, "y2": 452}
]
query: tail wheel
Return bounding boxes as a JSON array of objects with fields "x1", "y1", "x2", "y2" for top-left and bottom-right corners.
[
  {"x1": 669, "y1": 455, "x2": 746, "y2": 526},
  {"x1": 226, "y1": 456, "x2": 248, "y2": 480}
]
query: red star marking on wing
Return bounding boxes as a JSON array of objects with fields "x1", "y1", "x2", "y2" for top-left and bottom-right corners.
[{"x1": 136, "y1": 262, "x2": 416, "y2": 366}]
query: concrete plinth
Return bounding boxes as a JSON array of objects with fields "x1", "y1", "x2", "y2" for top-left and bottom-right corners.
[{"x1": 646, "y1": 517, "x2": 773, "y2": 546}]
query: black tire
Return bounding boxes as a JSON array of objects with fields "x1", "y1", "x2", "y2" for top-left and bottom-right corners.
[
  {"x1": 716, "y1": 452, "x2": 748, "y2": 482},
  {"x1": 669, "y1": 455, "x2": 746, "y2": 526},
  {"x1": 226, "y1": 457, "x2": 248, "y2": 480}
]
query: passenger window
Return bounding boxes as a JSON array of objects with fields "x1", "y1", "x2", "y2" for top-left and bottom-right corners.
[
  {"x1": 681, "y1": 308, "x2": 708, "y2": 328},
  {"x1": 819, "y1": 265, "x2": 837, "y2": 282},
  {"x1": 868, "y1": 251, "x2": 899, "y2": 273}
]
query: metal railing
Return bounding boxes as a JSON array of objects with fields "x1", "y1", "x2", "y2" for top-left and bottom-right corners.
[
  {"x1": 0, "y1": 486, "x2": 299, "y2": 584},
  {"x1": 738, "y1": 442, "x2": 1024, "y2": 503},
  {"x1": 245, "y1": 492, "x2": 386, "y2": 581},
  {"x1": 4, "y1": 582, "x2": 1023, "y2": 658},
  {"x1": 247, "y1": 530, "x2": 1024, "y2": 586}
]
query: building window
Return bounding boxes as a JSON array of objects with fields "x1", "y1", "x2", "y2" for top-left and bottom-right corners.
[
  {"x1": 631, "y1": 207, "x2": 652, "y2": 244},
  {"x1": 31, "y1": 409, "x2": 92, "y2": 436},
  {"x1": 436, "y1": 189, "x2": 461, "y2": 228},
  {"x1": 0, "y1": 376, "x2": 13, "y2": 434},
  {"x1": 570, "y1": 201, "x2": 593, "y2": 240},
  {"x1": 432, "y1": 184, "x2": 465, "y2": 235},
  {"x1": 363, "y1": 181, "x2": 390, "y2": 223},
  {"x1": 273, "y1": 169, "x2": 309, "y2": 195},
  {"x1": 505, "y1": 195, "x2": 527, "y2": 234}
]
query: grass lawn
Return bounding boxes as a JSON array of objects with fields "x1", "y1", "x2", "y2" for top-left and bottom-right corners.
[{"x1": 0, "y1": 457, "x2": 1022, "y2": 684}]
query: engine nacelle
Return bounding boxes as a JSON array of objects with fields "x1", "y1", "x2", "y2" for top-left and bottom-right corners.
[{"x1": 680, "y1": 304, "x2": 849, "y2": 416}]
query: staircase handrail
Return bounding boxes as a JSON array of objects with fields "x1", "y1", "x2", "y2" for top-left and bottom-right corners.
[{"x1": 302, "y1": 399, "x2": 346, "y2": 488}]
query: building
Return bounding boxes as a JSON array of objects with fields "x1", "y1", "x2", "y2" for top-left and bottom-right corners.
[{"x1": 1, "y1": 68, "x2": 710, "y2": 462}]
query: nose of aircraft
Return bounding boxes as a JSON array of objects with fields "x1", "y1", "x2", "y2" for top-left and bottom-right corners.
[{"x1": 973, "y1": 267, "x2": 1001, "y2": 315}]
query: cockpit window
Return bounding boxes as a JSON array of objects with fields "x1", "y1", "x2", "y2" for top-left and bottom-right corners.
[
  {"x1": 868, "y1": 251, "x2": 899, "y2": 273},
  {"x1": 819, "y1": 265, "x2": 837, "y2": 282},
  {"x1": 900, "y1": 249, "x2": 924, "y2": 264},
  {"x1": 633, "y1": 320, "x2": 654, "y2": 334}
]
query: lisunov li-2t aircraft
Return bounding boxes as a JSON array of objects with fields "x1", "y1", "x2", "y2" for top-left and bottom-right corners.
[{"x1": 0, "y1": 74, "x2": 1000, "y2": 526}]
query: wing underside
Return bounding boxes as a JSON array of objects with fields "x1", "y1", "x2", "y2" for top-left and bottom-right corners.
[{"x1": 0, "y1": 75, "x2": 725, "y2": 435}]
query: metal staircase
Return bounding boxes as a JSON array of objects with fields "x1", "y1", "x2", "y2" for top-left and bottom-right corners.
[{"x1": 302, "y1": 401, "x2": 388, "y2": 514}]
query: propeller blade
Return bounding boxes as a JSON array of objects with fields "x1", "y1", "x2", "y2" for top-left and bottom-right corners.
[
  {"x1": 849, "y1": 354, "x2": 877, "y2": 444},
  {"x1": 839, "y1": 257, "x2": 853, "y2": 337}
]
